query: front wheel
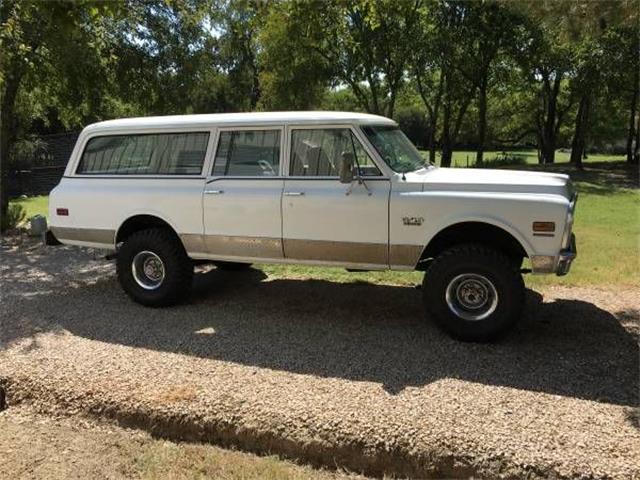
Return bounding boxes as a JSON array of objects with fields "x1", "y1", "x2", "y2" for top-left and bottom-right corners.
[
  {"x1": 116, "y1": 228, "x2": 193, "y2": 307},
  {"x1": 423, "y1": 244, "x2": 524, "y2": 342}
]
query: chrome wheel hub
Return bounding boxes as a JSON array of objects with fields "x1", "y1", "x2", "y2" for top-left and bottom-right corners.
[
  {"x1": 445, "y1": 273, "x2": 498, "y2": 321},
  {"x1": 132, "y1": 251, "x2": 165, "y2": 290}
]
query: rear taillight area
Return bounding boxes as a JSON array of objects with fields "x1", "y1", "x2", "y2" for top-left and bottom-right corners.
[{"x1": 56, "y1": 208, "x2": 69, "y2": 216}]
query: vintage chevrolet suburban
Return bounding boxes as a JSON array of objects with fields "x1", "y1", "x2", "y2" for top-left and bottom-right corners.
[{"x1": 49, "y1": 111, "x2": 577, "y2": 341}]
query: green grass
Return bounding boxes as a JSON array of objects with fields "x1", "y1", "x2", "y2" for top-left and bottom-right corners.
[
  {"x1": 10, "y1": 195, "x2": 49, "y2": 222},
  {"x1": 526, "y1": 187, "x2": 638, "y2": 288},
  {"x1": 10, "y1": 160, "x2": 638, "y2": 288}
]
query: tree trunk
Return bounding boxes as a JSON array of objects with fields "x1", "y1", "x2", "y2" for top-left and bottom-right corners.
[
  {"x1": 440, "y1": 103, "x2": 453, "y2": 167},
  {"x1": 542, "y1": 78, "x2": 560, "y2": 164},
  {"x1": 476, "y1": 77, "x2": 488, "y2": 166},
  {"x1": 634, "y1": 112, "x2": 639, "y2": 165},
  {"x1": 0, "y1": 77, "x2": 20, "y2": 228},
  {"x1": 570, "y1": 93, "x2": 590, "y2": 168},
  {"x1": 627, "y1": 66, "x2": 639, "y2": 164},
  {"x1": 427, "y1": 122, "x2": 437, "y2": 164},
  {"x1": 537, "y1": 74, "x2": 563, "y2": 164}
]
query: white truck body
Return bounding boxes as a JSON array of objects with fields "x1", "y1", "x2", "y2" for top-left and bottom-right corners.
[
  {"x1": 49, "y1": 111, "x2": 576, "y2": 274},
  {"x1": 49, "y1": 111, "x2": 578, "y2": 340}
]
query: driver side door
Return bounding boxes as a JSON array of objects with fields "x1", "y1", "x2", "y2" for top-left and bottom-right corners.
[{"x1": 281, "y1": 126, "x2": 390, "y2": 268}]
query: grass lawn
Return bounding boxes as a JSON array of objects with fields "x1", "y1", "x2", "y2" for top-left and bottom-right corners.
[
  {"x1": 425, "y1": 149, "x2": 626, "y2": 168},
  {"x1": 10, "y1": 160, "x2": 638, "y2": 288},
  {"x1": 10, "y1": 195, "x2": 49, "y2": 221}
]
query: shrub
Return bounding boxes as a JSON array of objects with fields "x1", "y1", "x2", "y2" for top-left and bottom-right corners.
[{"x1": 1, "y1": 203, "x2": 27, "y2": 232}]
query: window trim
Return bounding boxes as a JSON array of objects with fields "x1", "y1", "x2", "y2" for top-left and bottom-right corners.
[
  {"x1": 73, "y1": 129, "x2": 213, "y2": 178},
  {"x1": 284, "y1": 124, "x2": 387, "y2": 180},
  {"x1": 208, "y1": 125, "x2": 285, "y2": 179}
]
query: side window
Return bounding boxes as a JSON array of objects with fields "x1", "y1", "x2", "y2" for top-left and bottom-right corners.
[
  {"x1": 212, "y1": 130, "x2": 281, "y2": 176},
  {"x1": 351, "y1": 132, "x2": 382, "y2": 177},
  {"x1": 77, "y1": 132, "x2": 209, "y2": 175},
  {"x1": 289, "y1": 128, "x2": 381, "y2": 177}
]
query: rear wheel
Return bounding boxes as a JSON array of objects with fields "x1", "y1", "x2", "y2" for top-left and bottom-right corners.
[
  {"x1": 117, "y1": 228, "x2": 193, "y2": 306},
  {"x1": 423, "y1": 244, "x2": 524, "y2": 342}
]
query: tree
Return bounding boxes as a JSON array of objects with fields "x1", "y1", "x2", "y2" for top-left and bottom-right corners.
[
  {"x1": 523, "y1": 24, "x2": 574, "y2": 164},
  {"x1": 605, "y1": 26, "x2": 640, "y2": 165},
  {"x1": 462, "y1": 3, "x2": 527, "y2": 165},
  {"x1": 0, "y1": 0, "x2": 122, "y2": 228},
  {"x1": 301, "y1": 0, "x2": 422, "y2": 118},
  {"x1": 258, "y1": 1, "x2": 330, "y2": 110},
  {"x1": 421, "y1": 1, "x2": 478, "y2": 167}
]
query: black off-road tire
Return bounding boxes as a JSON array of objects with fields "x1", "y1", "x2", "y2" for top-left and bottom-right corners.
[
  {"x1": 423, "y1": 244, "x2": 524, "y2": 342},
  {"x1": 116, "y1": 228, "x2": 193, "y2": 307},
  {"x1": 214, "y1": 261, "x2": 253, "y2": 271}
]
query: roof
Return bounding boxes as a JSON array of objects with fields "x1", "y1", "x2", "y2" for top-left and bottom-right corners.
[{"x1": 83, "y1": 111, "x2": 396, "y2": 133}]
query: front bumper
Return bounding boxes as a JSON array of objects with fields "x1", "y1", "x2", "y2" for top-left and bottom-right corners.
[
  {"x1": 556, "y1": 233, "x2": 577, "y2": 276},
  {"x1": 530, "y1": 233, "x2": 577, "y2": 275}
]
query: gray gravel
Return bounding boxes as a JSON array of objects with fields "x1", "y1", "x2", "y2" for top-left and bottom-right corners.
[{"x1": 1, "y1": 240, "x2": 639, "y2": 478}]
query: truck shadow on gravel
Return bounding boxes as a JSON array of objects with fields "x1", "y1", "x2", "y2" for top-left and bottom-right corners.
[{"x1": 3, "y1": 267, "x2": 638, "y2": 408}]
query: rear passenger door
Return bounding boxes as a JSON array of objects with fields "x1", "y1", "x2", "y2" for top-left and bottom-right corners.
[
  {"x1": 203, "y1": 126, "x2": 284, "y2": 260},
  {"x1": 282, "y1": 126, "x2": 390, "y2": 268}
]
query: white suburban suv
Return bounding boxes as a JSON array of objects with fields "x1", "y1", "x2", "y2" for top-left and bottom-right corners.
[{"x1": 49, "y1": 111, "x2": 577, "y2": 341}]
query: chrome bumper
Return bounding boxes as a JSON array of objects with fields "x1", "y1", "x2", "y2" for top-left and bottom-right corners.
[{"x1": 556, "y1": 233, "x2": 577, "y2": 276}]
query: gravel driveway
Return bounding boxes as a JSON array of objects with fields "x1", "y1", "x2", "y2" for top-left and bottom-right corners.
[{"x1": 1, "y1": 239, "x2": 639, "y2": 478}]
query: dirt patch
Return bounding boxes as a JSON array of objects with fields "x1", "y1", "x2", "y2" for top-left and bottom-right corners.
[
  {"x1": 1, "y1": 242, "x2": 639, "y2": 478},
  {"x1": 0, "y1": 405, "x2": 358, "y2": 479}
]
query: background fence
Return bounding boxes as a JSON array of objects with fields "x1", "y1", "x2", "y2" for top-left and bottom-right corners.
[{"x1": 7, "y1": 131, "x2": 79, "y2": 197}]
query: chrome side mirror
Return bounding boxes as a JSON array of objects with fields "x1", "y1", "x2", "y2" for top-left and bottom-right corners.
[{"x1": 339, "y1": 152, "x2": 354, "y2": 184}]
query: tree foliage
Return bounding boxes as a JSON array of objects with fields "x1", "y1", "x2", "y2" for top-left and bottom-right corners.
[{"x1": 1, "y1": 0, "x2": 639, "y2": 226}]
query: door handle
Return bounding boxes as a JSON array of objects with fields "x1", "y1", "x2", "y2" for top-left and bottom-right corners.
[
  {"x1": 204, "y1": 189, "x2": 224, "y2": 195},
  {"x1": 283, "y1": 191, "x2": 305, "y2": 196}
]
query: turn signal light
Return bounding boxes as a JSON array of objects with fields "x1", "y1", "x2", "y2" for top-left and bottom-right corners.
[
  {"x1": 532, "y1": 221, "x2": 555, "y2": 233},
  {"x1": 56, "y1": 208, "x2": 69, "y2": 216}
]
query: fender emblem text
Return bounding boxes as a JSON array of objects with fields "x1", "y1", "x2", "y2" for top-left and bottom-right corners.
[{"x1": 402, "y1": 216, "x2": 424, "y2": 226}]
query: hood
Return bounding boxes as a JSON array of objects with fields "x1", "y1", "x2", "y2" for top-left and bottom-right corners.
[{"x1": 405, "y1": 167, "x2": 573, "y2": 199}]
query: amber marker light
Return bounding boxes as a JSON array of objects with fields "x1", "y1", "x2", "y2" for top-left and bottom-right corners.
[{"x1": 532, "y1": 221, "x2": 555, "y2": 233}]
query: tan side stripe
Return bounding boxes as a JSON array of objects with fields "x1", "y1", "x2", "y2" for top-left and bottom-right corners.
[
  {"x1": 51, "y1": 227, "x2": 115, "y2": 245},
  {"x1": 203, "y1": 235, "x2": 283, "y2": 258},
  {"x1": 190, "y1": 234, "x2": 422, "y2": 267},
  {"x1": 180, "y1": 233, "x2": 206, "y2": 253},
  {"x1": 283, "y1": 239, "x2": 387, "y2": 264},
  {"x1": 389, "y1": 244, "x2": 423, "y2": 267}
]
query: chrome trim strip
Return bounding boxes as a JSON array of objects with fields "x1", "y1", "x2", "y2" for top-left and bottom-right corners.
[
  {"x1": 50, "y1": 226, "x2": 115, "y2": 245},
  {"x1": 62, "y1": 173, "x2": 206, "y2": 180},
  {"x1": 556, "y1": 233, "x2": 577, "y2": 276}
]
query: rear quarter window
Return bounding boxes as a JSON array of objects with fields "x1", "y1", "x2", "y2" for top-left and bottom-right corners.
[{"x1": 76, "y1": 132, "x2": 209, "y2": 175}]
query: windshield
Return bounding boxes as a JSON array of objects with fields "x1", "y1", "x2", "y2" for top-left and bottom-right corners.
[{"x1": 362, "y1": 125, "x2": 431, "y2": 173}]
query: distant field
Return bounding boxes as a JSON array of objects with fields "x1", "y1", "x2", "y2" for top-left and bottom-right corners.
[{"x1": 10, "y1": 160, "x2": 638, "y2": 288}]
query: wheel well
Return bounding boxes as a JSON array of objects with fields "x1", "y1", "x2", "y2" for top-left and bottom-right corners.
[
  {"x1": 116, "y1": 215, "x2": 178, "y2": 244},
  {"x1": 420, "y1": 222, "x2": 527, "y2": 265}
]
